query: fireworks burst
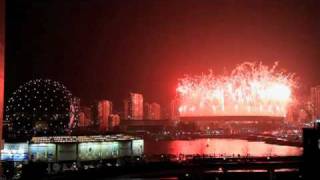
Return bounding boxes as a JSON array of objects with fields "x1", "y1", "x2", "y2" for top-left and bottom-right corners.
[{"x1": 177, "y1": 62, "x2": 296, "y2": 117}]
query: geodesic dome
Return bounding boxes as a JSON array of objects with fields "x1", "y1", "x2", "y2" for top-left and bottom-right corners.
[{"x1": 5, "y1": 79, "x2": 78, "y2": 139}]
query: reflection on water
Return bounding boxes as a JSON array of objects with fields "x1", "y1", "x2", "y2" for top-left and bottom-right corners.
[{"x1": 144, "y1": 138, "x2": 302, "y2": 157}]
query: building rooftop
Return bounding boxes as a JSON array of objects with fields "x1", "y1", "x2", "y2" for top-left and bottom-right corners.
[{"x1": 30, "y1": 134, "x2": 141, "y2": 144}]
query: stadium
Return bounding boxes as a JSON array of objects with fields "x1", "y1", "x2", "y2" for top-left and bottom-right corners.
[{"x1": 177, "y1": 62, "x2": 294, "y2": 131}]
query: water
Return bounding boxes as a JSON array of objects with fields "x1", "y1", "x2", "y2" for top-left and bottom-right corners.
[{"x1": 144, "y1": 138, "x2": 302, "y2": 157}]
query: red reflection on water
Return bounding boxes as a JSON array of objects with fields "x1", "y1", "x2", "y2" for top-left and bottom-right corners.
[{"x1": 144, "y1": 138, "x2": 302, "y2": 157}]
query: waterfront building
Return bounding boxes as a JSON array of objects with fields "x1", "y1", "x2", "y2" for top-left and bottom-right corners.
[
  {"x1": 108, "y1": 114, "x2": 120, "y2": 130},
  {"x1": 170, "y1": 99, "x2": 180, "y2": 120},
  {"x1": 1, "y1": 134, "x2": 143, "y2": 165},
  {"x1": 124, "y1": 93, "x2": 143, "y2": 120},
  {"x1": 78, "y1": 106, "x2": 91, "y2": 127},
  {"x1": 97, "y1": 100, "x2": 112, "y2": 131},
  {"x1": 149, "y1": 102, "x2": 161, "y2": 120},
  {"x1": 144, "y1": 102, "x2": 151, "y2": 119},
  {"x1": 144, "y1": 102, "x2": 161, "y2": 120},
  {"x1": 69, "y1": 97, "x2": 80, "y2": 128}
]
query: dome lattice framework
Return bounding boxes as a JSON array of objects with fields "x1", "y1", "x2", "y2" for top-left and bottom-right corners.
[{"x1": 5, "y1": 79, "x2": 77, "y2": 138}]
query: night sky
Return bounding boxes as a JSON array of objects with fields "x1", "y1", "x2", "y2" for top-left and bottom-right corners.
[{"x1": 5, "y1": 0, "x2": 320, "y2": 110}]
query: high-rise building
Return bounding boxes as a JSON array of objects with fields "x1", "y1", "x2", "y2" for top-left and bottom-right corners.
[
  {"x1": 91, "y1": 103, "x2": 99, "y2": 127},
  {"x1": 79, "y1": 112, "x2": 86, "y2": 127},
  {"x1": 79, "y1": 106, "x2": 91, "y2": 127},
  {"x1": 123, "y1": 99, "x2": 129, "y2": 120},
  {"x1": 69, "y1": 97, "x2": 80, "y2": 128},
  {"x1": 285, "y1": 103, "x2": 298, "y2": 122},
  {"x1": 302, "y1": 100, "x2": 314, "y2": 122},
  {"x1": 170, "y1": 99, "x2": 180, "y2": 120},
  {"x1": 311, "y1": 86, "x2": 320, "y2": 120},
  {"x1": 144, "y1": 102, "x2": 161, "y2": 120},
  {"x1": 151, "y1": 103, "x2": 161, "y2": 120},
  {"x1": 144, "y1": 103, "x2": 151, "y2": 119},
  {"x1": 124, "y1": 93, "x2": 143, "y2": 120},
  {"x1": 108, "y1": 114, "x2": 120, "y2": 131},
  {"x1": 98, "y1": 100, "x2": 112, "y2": 131}
]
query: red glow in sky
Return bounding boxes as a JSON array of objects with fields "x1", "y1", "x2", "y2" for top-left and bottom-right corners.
[{"x1": 177, "y1": 62, "x2": 296, "y2": 117}]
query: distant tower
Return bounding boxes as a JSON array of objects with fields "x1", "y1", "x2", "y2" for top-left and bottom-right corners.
[
  {"x1": 150, "y1": 102, "x2": 161, "y2": 120},
  {"x1": 123, "y1": 99, "x2": 129, "y2": 120},
  {"x1": 124, "y1": 93, "x2": 143, "y2": 120},
  {"x1": 79, "y1": 106, "x2": 91, "y2": 127},
  {"x1": 144, "y1": 102, "x2": 151, "y2": 119},
  {"x1": 301, "y1": 100, "x2": 314, "y2": 122},
  {"x1": 69, "y1": 97, "x2": 80, "y2": 129},
  {"x1": 285, "y1": 103, "x2": 296, "y2": 122},
  {"x1": 170, "y1": 99, "x2": 180, "y2": 120},
  {"x1": 144, "y1": 102, "x2": 161, "y2": 120},
  {"x1": 98, "y1": 100, "x2": 112, "y2": 131},
  {"x1": 108, "y1": 114, "x2": 120, "y2": 131},
  {"x1": 311, "y1": 86, "x2": 320, "y2": 120}
]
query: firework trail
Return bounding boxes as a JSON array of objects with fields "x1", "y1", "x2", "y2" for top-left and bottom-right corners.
[{"x1": 177, "y1": 62, "x2": 296, "y2": 117}]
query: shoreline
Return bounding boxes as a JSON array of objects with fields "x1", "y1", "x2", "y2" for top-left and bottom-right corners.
[{"x1": 144, "y1": 134, "x2": 302, "y2": 147}]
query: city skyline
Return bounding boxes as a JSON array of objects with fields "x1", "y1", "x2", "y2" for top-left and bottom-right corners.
[
  {"x1": 5, "y1": 0, "x2": 320, "y2": 108},
  {"x1": 2, "y1": 1, "x2": 320, "y2": 179}
]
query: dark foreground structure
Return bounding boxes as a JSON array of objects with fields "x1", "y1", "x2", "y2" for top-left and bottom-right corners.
[
  {"x1": 6, "y1": 156, "x2": 302, "y2": 180},
  {"x1": 303, "y1": 127, "x2": 320, "y2": 180}
]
